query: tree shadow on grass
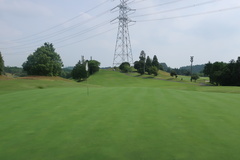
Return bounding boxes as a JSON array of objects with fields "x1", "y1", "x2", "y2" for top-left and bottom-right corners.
[
  {"x1": 143, "y1": 77, "x2": 154, "y2": 79},
  {"x1": 134, "y1": 75, "x2": 142, "y2": 77}
]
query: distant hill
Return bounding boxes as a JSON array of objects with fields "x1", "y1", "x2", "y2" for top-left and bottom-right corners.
[
  {"x1": 159, "y1": 63, "x2": 205, "y2": 75},
  {"x1": 179, "y1": 64, "x2": 205, "y2": 74},
  {"x1": 63, "y1": 66, "x2": 74, "y2": 70},
  {"x1": 160, "y1": 63, "x2": 169, "y2": 72}
]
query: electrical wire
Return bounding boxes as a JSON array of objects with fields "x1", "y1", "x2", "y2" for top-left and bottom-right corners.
[
  {"x1": 10, "y1": 0, "x2": 110, "y2": 42},
  {"x1": 133, "y1": 0, "x2": 183, "y2": 10},
  {"x1": 136, "y1": 6, "x2": 240, "y2": 22},
  {"x1": 2, "y1": 0, "x2": 240, "y2": 57},
  {"x1": 3, "y1": 26, "x2": 117, "y2": 55},
  {"x1": 132, "y1": 0, "x2": 220, "y2": 18},
  {"x1": 128, "y1": 0, "x2": 149, "y2": 5},
  {"x1": 2, "y1": 21, "x2": 111, "y2": 50},
  {"x1": 0, "y1": 10, "x2": 111, "y2": 49},
  {"x1": 53, "y1": 22, "x2": 110, "y2": 44},
  {"x1": 57, "y1": 27, "x2": 117, "y2": 48},
  {"x1": 2, "y1": 19, "x2": 116, "y2": 53},
  {"x1": 3, "y1": 0, "x2": 217, "y2": 49}
]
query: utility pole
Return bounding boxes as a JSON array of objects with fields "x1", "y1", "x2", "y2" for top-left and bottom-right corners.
[
  {"x1": 111, "y1": 0, "x2": 135, "y2": 67},
  {"x1": 81, "y1": 55, "x2": 85, "y2": 64},
  {"x1": 190, "y1": 56, "x2": 194, "y2": 81},
  {"x1": 143, "y1": 52, "x2": 146, "y2": 74}
]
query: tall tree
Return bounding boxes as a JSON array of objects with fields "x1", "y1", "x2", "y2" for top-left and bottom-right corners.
[
  {"x1": 145, "y1": 56, "x2": 152, "y2": 75},
  {"x1": 71, "y1": 60, "x2": 87, "y2": 80},
  {"x1": 140, "y1": 50, "x2": 146, "y2": 73},
  {"x1": 71, "y1": 59, "x2": 100, "y2": 81},
  {"x1": 203, "y1": 62, "x2": 212, "y2": 76},
  {"x1": 204, "y1": 57, "x2": 240, "y2": 86},
  {"x1": 211, "y1": 62, "x2": 226, "y2": 85},
  {"x1": 233, "y1": 57, "x2": 240, "y2": 85},
  {"x1": 22, "y1": 43, "x2": 63, "y2": 76},
  {"x1": 134, "y1": 61, "x2": 144, "y2": 75},
  {"x1": 152, "y1": 55, "x2": 160, "y2": 69},
  {"x1": 150, "y1": 66, "x2": 158, "y2": 76},
  {"x1": 134, "y1": 50, "x2": 146, "y2": 75},
  {"x1": 119, "y1": 62, "x2": 131, "y2": 73},
  {"x1": 0, "y1": 52, "x2": 4, "y2": 75},
  {"x1": 139, "y1": 50, "x2": 146, "y2": 62},
  {"x1": 88, "y1": 60, "x2": 100, "y2": 75}
]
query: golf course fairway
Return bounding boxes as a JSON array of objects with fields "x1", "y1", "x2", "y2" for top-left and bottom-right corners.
[{"x1": 0, "y1": 70, "x2": 240, "y2": 160}]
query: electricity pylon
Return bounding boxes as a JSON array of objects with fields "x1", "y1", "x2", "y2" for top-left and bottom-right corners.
[{"x1": 111, "y1": 0, "x2": 135, "y2": 67}]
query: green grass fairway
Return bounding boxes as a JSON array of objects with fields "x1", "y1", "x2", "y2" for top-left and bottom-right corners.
[{"x1": 1, "y1": 70, "x2": 240, "y2": 160}]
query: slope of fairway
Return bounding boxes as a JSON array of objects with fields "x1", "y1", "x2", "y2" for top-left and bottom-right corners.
[
  {"x1": 1, "y1": 70, "x2": 240, "y2": 160},
  {"x1": 87, "y1": 70, "x2": 240, "y2": 93},
  {"x1": 87, "y1": 70, "x2": 189, "y2": 88},
  {"x1": 0, "y1": 76, "x2": 85, "y2": 95}
]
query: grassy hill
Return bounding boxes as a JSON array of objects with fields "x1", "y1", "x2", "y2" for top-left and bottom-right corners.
[
  {"x1": 125, "y1": 69, "x2": 209, "y2": 85},
  {"x1": 1, "y1": 70, "x2": 240, "y2": 160}
]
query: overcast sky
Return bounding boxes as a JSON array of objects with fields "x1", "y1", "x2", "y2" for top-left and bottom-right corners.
[{"x1": 1, "y1": 0, "x2": 240, "y2": 68}]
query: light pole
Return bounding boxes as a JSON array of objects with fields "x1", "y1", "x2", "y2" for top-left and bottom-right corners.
[
  {"x1": 190, "y1": 56, "x2": 194, "y2": 81},
  {"x1": 143, "y1": 53, "x2": 146, "y2": 74}
]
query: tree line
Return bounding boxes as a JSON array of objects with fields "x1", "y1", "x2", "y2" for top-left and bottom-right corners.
[
  {"x1": 1, "y1": 43, "x2": 100, "y2": 81},
  {"x1": 134, "y1": 50, "x2": 162, "y2": 76},
  {"x1": 203, "y1": 57, "x2": 240, "y2": 86},
  {"x1": 118, "y1": 50, "x2": 162, "y2": 76},
  {"x1": 118, "y1": 50, "x2": 200, "y2": 82},
  {"x1": 71, "y1": 60, "x2": 100, "y2": 81},
  {"x1": 0, "y1": 52, "x2": 4, "y2": 75}
]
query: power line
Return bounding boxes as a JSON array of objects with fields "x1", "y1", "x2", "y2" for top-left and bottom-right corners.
[
  {"x1": 0, "y1": 1, "x2": 115, "y2": 57},
  {"x1": 1, "y1": 21, "x2": 111, "y2": 50},
  {"x1": 0, "y1": 10, "x2": 111, "y2": 49},
  {"x1": 132, "y1": 0, "x2": 220, "y2": 18},
  {"x1": 57, "y1": 27, "x2": 117, "y2": 48},
  {"x1": 134, "y1": 0, "x2": 183, "y2": 10},
  {"x1": 6, "y1": 3, "x2": 237, "y2": 55},
  {"x1": 136, "y1": 6, "x2": 240, "y2": 22},
  {"x1": 3, "y1": 1, "x2": 240, "y2": 57},
  {"x1": 10, "y1": 0, "x2": 110, "y2": 42},
  {"x1": 3, "y1": 26, "x2": 117, "y2": 55},
  {"x1": 53, "y1": 22, "x2": 111, "y2": 44},
  {"x1": 128, "y1": 0, "x2": 148, "y2": 5}
]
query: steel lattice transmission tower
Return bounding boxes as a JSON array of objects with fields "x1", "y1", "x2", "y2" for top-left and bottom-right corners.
[{"x1": 111, "y1": 0, "x2": 135, "y2": 67}]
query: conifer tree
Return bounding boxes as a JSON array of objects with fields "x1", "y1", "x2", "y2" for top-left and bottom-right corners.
[
  {"x1": 134, "y1": 50, "x2": 146, "y2": 75},
  {"x1": 145, "y1": 56, "x2": 152, "y2": 75},
  {"x1": 152, "y1": 55, "x2": 160, "y2": 69},
  {"x1": 0, "y1": 52, "x2": 4, "y2": 75}
]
